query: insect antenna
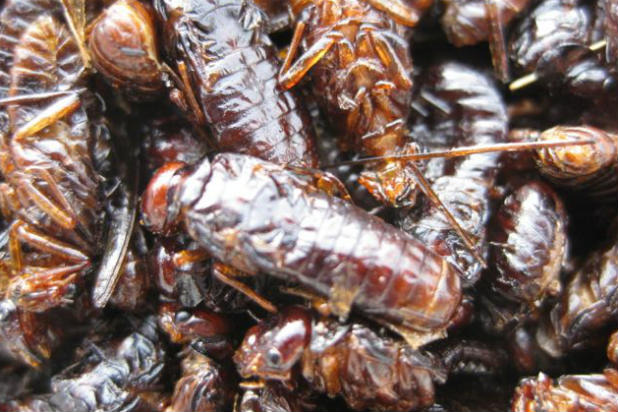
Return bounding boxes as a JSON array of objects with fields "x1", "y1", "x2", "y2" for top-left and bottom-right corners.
[
  {"x1": 322, "y1": 139, "x2": 594, "y2": 167},
  {"x1": 408, "y1": 162, "x2": 488, "y2": 268},
  {"x1": 509, "y1": 40, "x2": 607, "y2": 91}
]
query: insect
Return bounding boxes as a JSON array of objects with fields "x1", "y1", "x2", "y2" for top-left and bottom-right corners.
[
  {"x1": 166, "y1": 348, "x2": 235, "y2": 412},
  {"x1": 440, "y1": 0, "x2": 534, "y2": 81},
  {"x1": 141, "y1": 153, "x2": 463, "y2": 348},
  {"x1": 508, "y1": 0, "x2": 614, "y2": 96},
  {"x1": 8, "y1": 315, "x2": 167, "y2": 412},
  {"x1": 487, "y1": 181, "x2": 567, "y2": 308},
  {"x1": 154, "y1": 0, "x2": 319, "y2": 168},
  {"x1": 398, "y1": 62, "x2": 508, "y2": 286},
  {"x1": 158, "y1": 302, "x2": 234, "y2": 359},
  {"x1": 437, "y1": 339, "x2": 509, "y2": 377},
  {"x1": 88, "y1": 0, "x2": 165, "y2": 99},
  {"x1": 536, "y1": 235, "x2": 618, "y2": 356},
  {"x1": 236, "y1": 382, "x2": 319, "y2": 412},
  {"x1": 512, "y1": 368, "x2": 618, "y2": 412},
  {"x1": 234, "y1": 306, "x2": 446, "y2": 412},
  {"x1": 0, "y1": 10, "x2": 102, "y2": 312},
  {"x1": 509, "y1": 125, "x2": 618, "y2": 205},
  {"x1": 278, "y1": 0, "x2": 430, "y2": 208}
]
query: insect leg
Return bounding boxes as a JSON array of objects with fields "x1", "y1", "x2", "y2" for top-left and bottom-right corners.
[
  {"x1": 362, "y1": 0, "x2": 429, "y2": 27},
  {"x1": 485, "y1": 0, "x2": 510, "y2": 82},
  {"x1": 12, "y1": 94, "x2": 81, "y2": 141},
  {"x1": 10, "y1": 220, "x2": 89, "y2": 264},
  {"x1": 367, "y1": 30, "x2": 412, "y2": 89},
  {"x1": 15, "y1": 175, "x2": 77, "y2": 230},
  {"x1": 212, "y1": 262, "x2": 277, "y2": 313},
  {"x1": 278, "y1": 25, "x2": 341, "y2": 89}
]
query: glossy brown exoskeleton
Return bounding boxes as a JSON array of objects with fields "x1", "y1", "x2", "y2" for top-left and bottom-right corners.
[
  {"x1": 487, "y1": 181, "x2": 567, "y2": 307},
  {"x1": 511, "y1": 125, "x2": 618, "y2": 205},
  {"x1": 278, "y1": 0, "x2": 431, "y2": 207},
  {"x1": 154, "y1": 0, "x2": 318, "y2": 168},
  {"x1": 441, "y1": 0, "x2": 534, "y2": 81},
  {"x1": 166, "y1": 348, "x2": 235, "y2": 412},
  {"x1": 89, "y1": 0, "x2": 165, "y2": 99},
  {"x1": 536, "y1": 236, "x2": 618, "y2": 356},
  {"x1": 399, "y1": 62, "x2": 508, "y2": 286},
  {"x1": 509, "y1": 0, "x2": 615, "y2": 97},
  {"x1": 141, "y1": 154, "x2": 463, "y2": 348},
  {"x1": 0, "y1": 10, "x2": 102, "y2": 312},
  {"x1": 234, "y1": 306, "x2": 446, "y2": 411},
  {"x1": 158, "y1": 302, "x2": 234, "y2": 359},
  {"x1": 512, "y1": 369, "x2": 618, "y2": 412},
  {"x1": 9, "y1": 315, "x2": 167, "y2": 412}
]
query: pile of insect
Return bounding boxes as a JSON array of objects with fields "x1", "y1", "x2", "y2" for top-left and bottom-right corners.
[{"x1": 0, "y1": 0, "x2": 617, "y2": 410}]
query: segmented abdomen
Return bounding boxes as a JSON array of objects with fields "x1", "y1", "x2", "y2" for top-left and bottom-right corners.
[
  {"x1": 303, "y1": 0, "x2": 413, "y2": 153},
  {"x1": 180, "y1": 153, "x2": 462, "y2": 332},
  {"x1": 301, "y1": 319, "x2": 445, "y2": 412},
  {"x1": 163, "y1": 0, "x2": 318, "y2": 167},
  {"x1": 3, "y1": 15, "x2": 100, "y2": 249}
]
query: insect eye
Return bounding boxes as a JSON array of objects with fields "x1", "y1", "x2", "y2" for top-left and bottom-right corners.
[{"x1": 265, "y1": 348, "x2": 282, "y2": 367}]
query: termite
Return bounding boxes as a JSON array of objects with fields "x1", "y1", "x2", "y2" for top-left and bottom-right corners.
[
  {"x1": 234, "y1": 306, "x2": 446, "y2": 411},
  {"x1": 142, "y1": 153, "x2": 463, "y2": 348}
]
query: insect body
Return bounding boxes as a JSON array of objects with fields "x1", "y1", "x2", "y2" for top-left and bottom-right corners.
[
  {"x1": 487, "y1": 181, "x2": 567, "y2": 307},
  {"x1": 0, "y1": 11, "x2": 102, "y2": 312},
  {"x1": 440, "y1": 0, "x2": 534, "y2": 81},
  {"x1": 399, "y1": 62, "x2": 508, "y2": 286},
  {"x1": 509, "y1": 0, "x2": 615, "y2": 97},
  {"x1": 512, "y1": 125, "x2": 618, "y2": 205},
  {"x1": 278, "y1": 0, "x2": 430, "y2": 207},
  {"x1": 234, "y1": 306, "x2": 446, "y2": 411},
  {"x1": 142, "y1": 153, "x2": 463, "y2": 348},
  {"x1": 10, "y1": 316, "x2": 167, "y2": 412},
  {"x1": 512, "y1": 369, "x2": 618, "y2": 412},
  {"x1": 166, "y1": 348, "x2": 235, "y2": 412},
  {"x1": 155, "y1": 0, "x2": 318, "y2": 168}
]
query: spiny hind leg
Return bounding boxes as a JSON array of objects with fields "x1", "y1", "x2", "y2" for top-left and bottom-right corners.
[
  {"x1": 17, "y1": 167, "x2": 80, "y2": 230},
  {"x1": 212, "y1": 261, "x2": 277, "y2": 313},
  {"x1": 278, "y1": 22, "x2": 341, "y2": 89},
  {"x1": 7, "y1": 263, "x2": 88, "y2": 312},
  {"x1": 7, "y1": 220, "x2": 90, "y2": 311}
]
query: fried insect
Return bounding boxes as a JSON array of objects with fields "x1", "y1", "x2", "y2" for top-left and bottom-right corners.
[
  {"x1": 236, "y1": 382, "x2": 318, "y2": 412},
  {"x1": 510, "y1": 125, "x2": 618, "y2": 205},
  {"x1": 278, "y1": 0, "x2": 433, "y2": 207},
  {"x1": 155, "y1": 0, "x2": 318, "y2": 167},
  {"x1": 166, "y1": 348, "x2": 235, "y2": 412},
  {"x1": 88, "y1": 0, "x2": 165, "y2": 99},
  {"x1": 508, "y1": 0, "x2": 614, "y2": 96},
  {"x1": 537, "y1": 236, "x2": 618, "y2": 356},
  {"x1": 487, "y1": 181, "x2": 567, "y2": 307},
  {"x1": 158, "y1": 302, "x2": 234, "y2": 359},
  {"x1": 234, "y1": 306, "x2": 446, "y2": 411},
  {"x1": 0, "y1": 13, "x2": 102, "y2": 312},
  {"x1": 10, "y1": 315, "x2": 167, "y2": 412},
  {"x1": 399, "y1": 62, "x2": 508, "y2": 286},
  {"x1": 440, "y1": 0, "x2": 534, "y2": 81},
  {"x1": 512, "y1": 369, "x2": 618, "y2": 412},
  {"x1": 142, "y1": 153, "x2": 463, "y2": 347}
]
